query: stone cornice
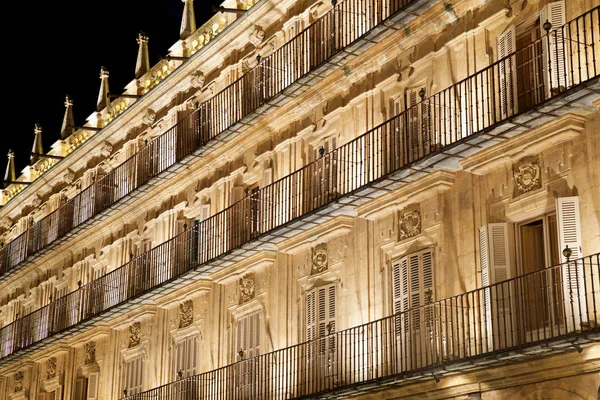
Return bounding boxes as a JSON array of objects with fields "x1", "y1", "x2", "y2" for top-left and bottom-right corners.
[
  {"x1": 154, "y1": 279, "x2": 212, "y2": 308},
  {"x1": 461, "y1": 114, "x2": 587, "y2": 175},
  {"x1": 211, "y1": 250, "x2": 277, "y2": 285},
  {"x1": 276, "y1": 215, "x2": 355, "y2": 255},
  {"x1": 356, "y1": 171, "x2": 456, "y2": 220}
]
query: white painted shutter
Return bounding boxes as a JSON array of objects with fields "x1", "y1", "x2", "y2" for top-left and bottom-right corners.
[
  {"x1": 540, "y1": 1, "x2": 568, "y2": 96},
  {"x1": 74, "y1": 378, "x2": 86, "y2": 400},
  {"x1": 86, "y1": 372, "x2": 98, "y2": 400},
  {"x1": 236, "y1": 311, "x2": 262, "y2": 361},
  {"x1": 479, "y1": 223, "x2": 512, "y2": 350},
  {"x1": 556, "y1": 196, "x2": 586, "y2": 331},
  {"x1": 407, "y1": 89, "x2": 420, "y2": 161},
  {"x1": 497, "y1": 25, "x2": 517, "y2": 118},
  {"x1": 174, "y1": 335, "x2": 198, "y2": 379},
  {"x1": 262, "y1": 168, "x2": 273, "y2": 187},
  {"x1": 316, "y1": 284, "x2": 336, "y2": 354},
  {"x1": 306, "y1": 288, "x2": 316, "y2": 359}
]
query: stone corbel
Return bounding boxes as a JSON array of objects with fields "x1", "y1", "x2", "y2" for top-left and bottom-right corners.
[{"x1": 62, "y1": 169, "x2": 75, "y2": 184}]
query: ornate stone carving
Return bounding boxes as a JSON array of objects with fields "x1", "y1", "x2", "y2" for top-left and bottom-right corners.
[
  {"x1": 398, "y1": 207, "x2": 422, "y2": 240},
  {"x1": 129, "y1": 322, "x2": 141, "y2": 348},
  {"x1": 31, "y1": 194, "x2": 43, "y2": 208},
  {"x1": 46, "y1": 357, "x2": 57, "y2": 380},
  {"x1": 84, "y1": 341, "x2": 96, "y2": 365},
  {"x1": 239, "y1": 275, "x2": 255, "y2": 304},
  {"x1": 142, "y1": 109, "x2": 157, "y2": 126},
  {"x1": 63, "y1": 169, "x2": 75, "y2": 184},
  {"x1": 0, "y1": 217, "x2": 12, "y2": 231},
  {"x1": 100, "y1": 141, "x2": 113, "y2": 157},
  {"x1": 241, "y1": 60, "x2": 250, "y2": 73},
  {"x1": 190, "y1": 71, "x2": 206, "y2": 89},
  {"x1": 179, "y1": 300, "x2": 194, "y2": 328},
  {"x1": 249, "y1": 28, "x2": 265, "y2": 47},
  {"x1": 513, "y1": 156, "x2": 542, "y2": 196},
  {"x1": 311, "y1": 243, "x2": 328, "y2": 275},
  {"x1": 14, "y1": 371, "x2": 23, "y2": 392}
]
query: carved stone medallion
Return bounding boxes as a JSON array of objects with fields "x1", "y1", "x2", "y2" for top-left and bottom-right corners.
[
  {"x1": 249, "y1": 28, "x2": 265, "y2": 47},
  {"x1": 398, "y1": 206, "x2": 422, "y2": 240},
  {"x1": 142, "y1": 109, "x2": 157, "y2": 126},
  {"x1": 129, "y1": 322, "x2": 141, "y2": 348},
  {"x1": 46, "y1": 357, "x2": 57, "y2": 380},
  {"x1": 84, "y1": 341, "x2": 96, "y2": 365},
  {"x1": 179, "y1": 300, "x2": 194, "y2": 328},
  {"x1": 14, "y1": 371, "x2": 23, "y2": 392},
  {"x1": 239, "y1": 275, "x2": 255, "y2": 304},
  {"x1": 311, "y1": 243, "x2": 328, "y2": 275},
  {"x1": 190, "y1": 71, "x2": 206, "y2": 89},
  {"x1": 100, "y1": 141, "x2": 113, "y2": 158},
  {"x1": 513, "y1": 156, "x2": 542, "y2": 196}
]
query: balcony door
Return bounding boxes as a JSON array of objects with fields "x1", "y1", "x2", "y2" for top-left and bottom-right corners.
[
  {"x1": 517, "y1": 213, "x2": 562, "y2": 338},
  {"x1": 392, "y1": 249, "x2": 435, "y2": 373},
  {"x1": 234, "y1": 310, "x2": 262, "y2": 399},
  {"x1": 305, "y1": 284, "x2": 337, "y2": 394}
]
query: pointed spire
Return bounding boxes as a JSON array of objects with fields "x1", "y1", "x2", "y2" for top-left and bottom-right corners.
[
  {"x1": 61, "y1": 95, "x2": 75, "y2": 140},
  {"x1": 97, "y1": 66, "x2": 110, "y2": 112},
  {"x1": 4, "y1": 149, "x2": 15, "y2": 186},
  {"x1": 180, "y1": 0, "x2": 196, "y2": 40},
  {"x1": 135, "y1": 32, "x2": 150, "y2": 79},
  {"x1": 30, "y1": 123, "x2": 44, "y2": 165}
]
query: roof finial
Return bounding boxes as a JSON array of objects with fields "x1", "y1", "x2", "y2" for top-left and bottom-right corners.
[
  {"x1": 4, "y1": 149, "x2": 16, "y2": 187},
  {"x1": 180, "y1": 0, "x2": 196, "y2": 40},
  {"x1": 97, "y1": 66, "x2": 111, "y2": 112},
  {"x1": 135, "y1": 32, "x2": 150, "y2": 80},
  {"x1": 30, "y1": 123, "x2": 44, "y2": 164},
  {"x1": 61, "y1": 95, "x2": 75, "y2": 140}
]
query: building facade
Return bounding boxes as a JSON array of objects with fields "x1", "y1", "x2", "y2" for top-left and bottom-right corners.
[{"x1": 0, "y1": 0, "x2": 598, "y2": 399}]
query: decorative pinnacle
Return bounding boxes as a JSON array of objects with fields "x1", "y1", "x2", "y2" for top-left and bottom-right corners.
[
  {"x1": 135, "y1": 32, "x2": 150, "y2": 80},
  {"x1": 180, "y1": 0, "x2": 196, "y2": 40},
  {"x1": 31, "y1": 123, "x2": 44, "y2": 164},
  {"x1": 97, "y1": 66, "x2": 111, "y2": 112},
  {"x1": 4, "y1": 149, "x2": 16, "y2": 185},
  {"x1": 61, "y1": 95, "x2": 75, "y2": 140}
]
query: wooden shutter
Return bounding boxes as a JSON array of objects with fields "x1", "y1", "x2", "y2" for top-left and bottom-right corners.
[
  {"x1": 262, "y1": 168, "x2": 273, "y2": 187},
  {"x1": 540, "y1": 1, "x2": 568, "y2": 96},
  {"x1": 175, "y1": 335, "x2": 198, "y2": 379},
  {"x1": 123, "y1": 356, "x2": 144, "y2": 396},
  {"x1": 52, "y1": 386, "x2": 62, "y2": 400},
  {"x1": 37, "y1": 393, "x2": 47, "y2": 400},
  {"x1": 306, "y1": 288, "x2": 316, "y2": 354},
  {"x1": 407, "y1": 89, "x2": 420, "y2": 161},
  {"x1": 74, "y1": 378, "x2": 87, "y2": 400},
  {"x1": 556, "y1": 196, "x2": 585, "y2": 331},
  {"x1": 86, "y1": 372, "x2": 98, "y2": 400},
  {"x1": 236, "y1": 311, "x2": 262, "y2": 361},
  {"x1": 479, "y1": 223, "x2": 512, "y2": 350},
  {"x1": 497, "y1": 25, "x2": 517, "y2": 118}
]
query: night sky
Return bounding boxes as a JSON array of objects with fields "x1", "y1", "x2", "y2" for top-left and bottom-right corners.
[{"x1": 1, "y1": 0, "x2": 223, "y2": 178}]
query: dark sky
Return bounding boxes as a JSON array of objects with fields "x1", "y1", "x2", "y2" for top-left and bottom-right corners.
[{"x1": 1, "y1": 0, "x2": 223, "y2": 178}]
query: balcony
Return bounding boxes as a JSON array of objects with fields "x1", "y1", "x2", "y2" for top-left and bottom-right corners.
[
  {"x1": 0, "y1": 6, "x2": 598, "y2": 364},
  {"x1": 0, "y1": 0, "x2": 439, "y2": 281},
  {"x1": 129, "y1": 254, "x2": 599, "y2": 399}
]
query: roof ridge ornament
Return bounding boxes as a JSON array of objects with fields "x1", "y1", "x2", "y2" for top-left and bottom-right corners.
[
  {"x1": 30, "y1": 123, "x2": 44, "y2": 164},
  {"x1": 180, "y1": 0, "x2": 196, "y2": 40},
  {"x1": 97, "y1": 66, "x2": 111, "y2": 112},
  {"x1": 3, "y1": 149, "x2": 16, "y2": 186},
  {"x1": 135, "y1": 32, "x2": 150, "y2": 80},
  {"x1": 61, "y1": 95, "x2": 75, "y2": 140}
]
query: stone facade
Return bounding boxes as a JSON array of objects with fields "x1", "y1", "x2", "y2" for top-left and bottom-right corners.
[{"x1": 0, "y1": 0, "x2": 598, "y2": 399}]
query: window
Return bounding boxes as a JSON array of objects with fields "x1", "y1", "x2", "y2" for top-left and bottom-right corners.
[
  {"x1": 236, "y1": 310, "x2": 262, "y2": 361},
  {"x1": 305, "y1": 284, "x2": 337, "y2": 391},
  {"x1": 37, "y1": 386, "x2": 62, "y2": 400},
  {"x1": 540, "y1": 1, "x2": 568, "y2": 97},
  {"x1": 173, "y1": 335, "x2": 198, "y2": 379},
  {"x1": 123, "y1": 355, "x2": 144, "y2": 396},
  {"x1": 391, "y1": 249, "x2": 434, "y2": 368},
  {"x1": 234, "y1": 310, "x2": 262, "y2": 398}
]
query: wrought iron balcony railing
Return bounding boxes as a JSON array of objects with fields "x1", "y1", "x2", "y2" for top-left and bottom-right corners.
[
  {"x1": 125, "y1": 253, "x2": 599, "y2": 399},
  {"x1": 0, "y1": 6, "x2": 598, "y2": 362},
  {"x1": 0, "y1": 0, "x2": 434, "y2": 280}
]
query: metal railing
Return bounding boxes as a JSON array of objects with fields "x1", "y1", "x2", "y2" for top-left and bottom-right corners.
[
  {"x1": 126, "y1": 254, "x2": 599, "y2": 399},
  {"x1": 0, "y1": 6, "x2": 598, "y2": 362},
  {"x1": 0, "y1": 0, "x2": 428, "y2": 279}
]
